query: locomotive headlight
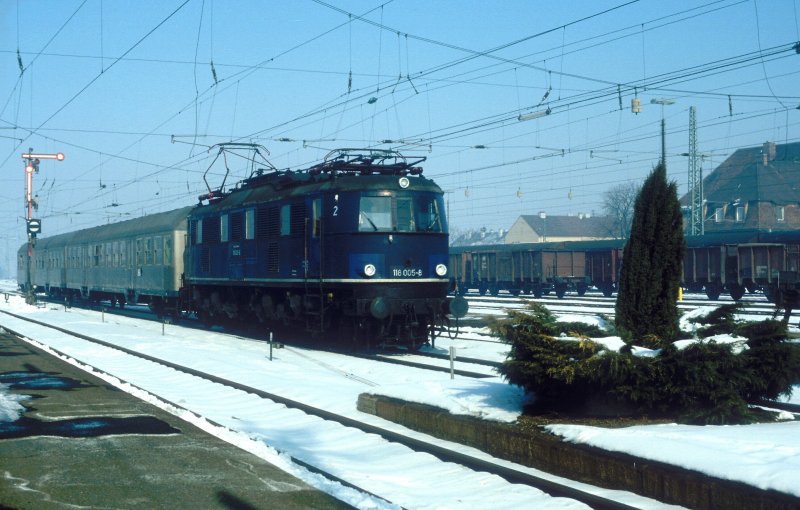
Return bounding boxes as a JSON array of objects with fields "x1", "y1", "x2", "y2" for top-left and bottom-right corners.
[
  {"x1": 363, "y1": 263, "x2": 377, "y2": 277},
  {"x1": 435, "y1": 263, "x2": 448, "y2": 277}
]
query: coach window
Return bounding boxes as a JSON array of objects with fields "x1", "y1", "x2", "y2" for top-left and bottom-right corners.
[
  {"x1": 735, "y1": 206, "x2": 745, "y2": 223},
  {"x1": 145, "y1": 238, "x2": 153, "y2": 265},
  {"x1": 777, "y1": 206, "x2": 785, "y2": 222},
  {"x1": 358, "y1": 196, "x2": 392, "y2": 231},
  {"x1": 94, "y1": 245, "x2": 101, "y2": 267},
  {"x1": 245, "y1": 209, "x2": 255, "y2": 240},
  {"x1": 221, "y1": 214, "x2": 229, "y2": 243},
  {"x1": 154, "y1": 236, "x2": 162, "y2": 266},
  {"x1": 164, "y1": 237, "x2": 172, "y2": 265},
  {"x1": 280, "y1": 204, "x2": 291, "y2": 236},
  {"x1": 714, "y1": 208, "x2": 723, "y2": 223}
]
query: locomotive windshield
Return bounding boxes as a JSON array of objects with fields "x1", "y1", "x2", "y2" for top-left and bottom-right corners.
[{"x1": 358, "y1": 193, "x2": 446, "y2": 233}]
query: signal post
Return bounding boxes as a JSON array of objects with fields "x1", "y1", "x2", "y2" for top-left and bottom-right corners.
[{"x1": 21, "y1": 149, "x2": 64, "y2": 304}]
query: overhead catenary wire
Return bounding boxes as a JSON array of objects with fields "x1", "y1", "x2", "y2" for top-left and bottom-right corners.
[{"x1": 1, "y1": 0, "x2": 797, "y2": 240}]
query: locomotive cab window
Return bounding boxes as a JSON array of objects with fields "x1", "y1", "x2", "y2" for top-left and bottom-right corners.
[
  {"x1": 416, "y1": 195, "x2": 443, "y2": 232},
  {"x1": 359, "y1": 196, "x2": 392, "y2": 231},
  {"x1": 359, "y1": 194, "x2": 445, "y2": 232}
]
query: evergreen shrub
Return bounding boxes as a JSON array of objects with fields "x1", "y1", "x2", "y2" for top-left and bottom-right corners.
[{"x1": 494, "y1": 303, "x2": 800, "y2": 424}]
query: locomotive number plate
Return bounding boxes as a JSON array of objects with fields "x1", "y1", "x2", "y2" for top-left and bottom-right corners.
[{"x1": 391, "y1": 267, "x2": 423, "y2": 278}]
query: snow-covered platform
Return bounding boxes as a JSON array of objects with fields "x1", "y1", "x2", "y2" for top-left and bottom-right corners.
[{"x1": 0, "y1": 332, "x2": 348, "y2": 510}]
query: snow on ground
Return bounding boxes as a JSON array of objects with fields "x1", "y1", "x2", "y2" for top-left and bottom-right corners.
[
  {"x1": 0, "y1": 384, "x2": 28, "y2": 422},
  {"x1": 545, "y1": 421, "x2": 800, "y2": 497},
  {"x1": 1, "y1": 282, "x2": 799, "y2": 503}
]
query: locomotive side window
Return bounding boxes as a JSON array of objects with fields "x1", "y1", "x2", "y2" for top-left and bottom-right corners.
[
  {"x1": 192, "y1": 220, "x2": 203, "y2": 245},
  {"x1": 280, "y1": 205, "x2": 290, "y2": 236},
  {"x1": 245, "y1": 209, "x2": 255, "y2": 240},
  {"x1": 359, "y1": 196, "x2": 392, "y2": 231},
  {"x1": 221, "y1": 214, "x2": 229, "y2": 243}
]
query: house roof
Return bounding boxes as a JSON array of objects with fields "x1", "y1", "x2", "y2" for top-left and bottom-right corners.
[
  {"x1": 517, "y1": 214, "x2": 615, "y2": 238},
  {"x1": 681, "y1": 141, "x2": 800, "y2": 206},
  {"x1": 449, "y1": 228, "x2": 506, "y2": 246}
]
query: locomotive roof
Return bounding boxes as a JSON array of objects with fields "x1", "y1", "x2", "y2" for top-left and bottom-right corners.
[
  {"x1": 193, "y1": 172, "x2": 443, "y2": 215},
  {"x1": 31, "y1": 206, "x2": 194, "y2": 250},
  {"x1": 192, "y1": 148, "x2": 442, "y2": 215}
]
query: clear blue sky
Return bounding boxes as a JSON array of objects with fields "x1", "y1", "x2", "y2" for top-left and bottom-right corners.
[{"x1": 1, "y1": 0, "x2": 799, "y2": 276}]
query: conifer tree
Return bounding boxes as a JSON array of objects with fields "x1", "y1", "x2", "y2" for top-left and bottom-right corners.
[{"x1": 615, "y1": 163, "x2": 685, "y2": 346}]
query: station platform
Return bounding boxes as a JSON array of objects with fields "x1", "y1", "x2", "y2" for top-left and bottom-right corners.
[{"x1": 0, "y1": 331, "x2": 350, "y2": 510}]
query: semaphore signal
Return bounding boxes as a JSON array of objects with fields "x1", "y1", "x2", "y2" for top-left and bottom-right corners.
[{"x1": 21, "y1": 148, "x2": 65, "y2": 304}]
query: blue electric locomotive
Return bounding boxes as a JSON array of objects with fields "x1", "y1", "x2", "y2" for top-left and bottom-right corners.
[{"x1": 183, "y1": 148, "x2": 467, "y2": 348}]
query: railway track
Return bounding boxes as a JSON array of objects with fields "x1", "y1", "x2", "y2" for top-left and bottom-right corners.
[
  {"x1": 0, "y1": 307, "x2": 641, "y2": 510},
  {"x1": 462, "y1": 291, "x2": 798, "y2": 322}
]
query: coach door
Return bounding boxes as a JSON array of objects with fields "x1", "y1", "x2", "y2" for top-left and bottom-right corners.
[{"x1": 305, "y1": 198, "x2": 323, "y2": 280}]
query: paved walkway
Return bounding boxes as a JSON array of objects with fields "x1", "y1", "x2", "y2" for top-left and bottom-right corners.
[{"x1": 0, "y1": 332, "x2": 351, "y2": 509}]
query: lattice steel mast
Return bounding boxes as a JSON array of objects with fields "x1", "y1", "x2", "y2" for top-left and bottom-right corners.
[{"x1": 688, "y1": 106, "x2": 703, "y2": 236}]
